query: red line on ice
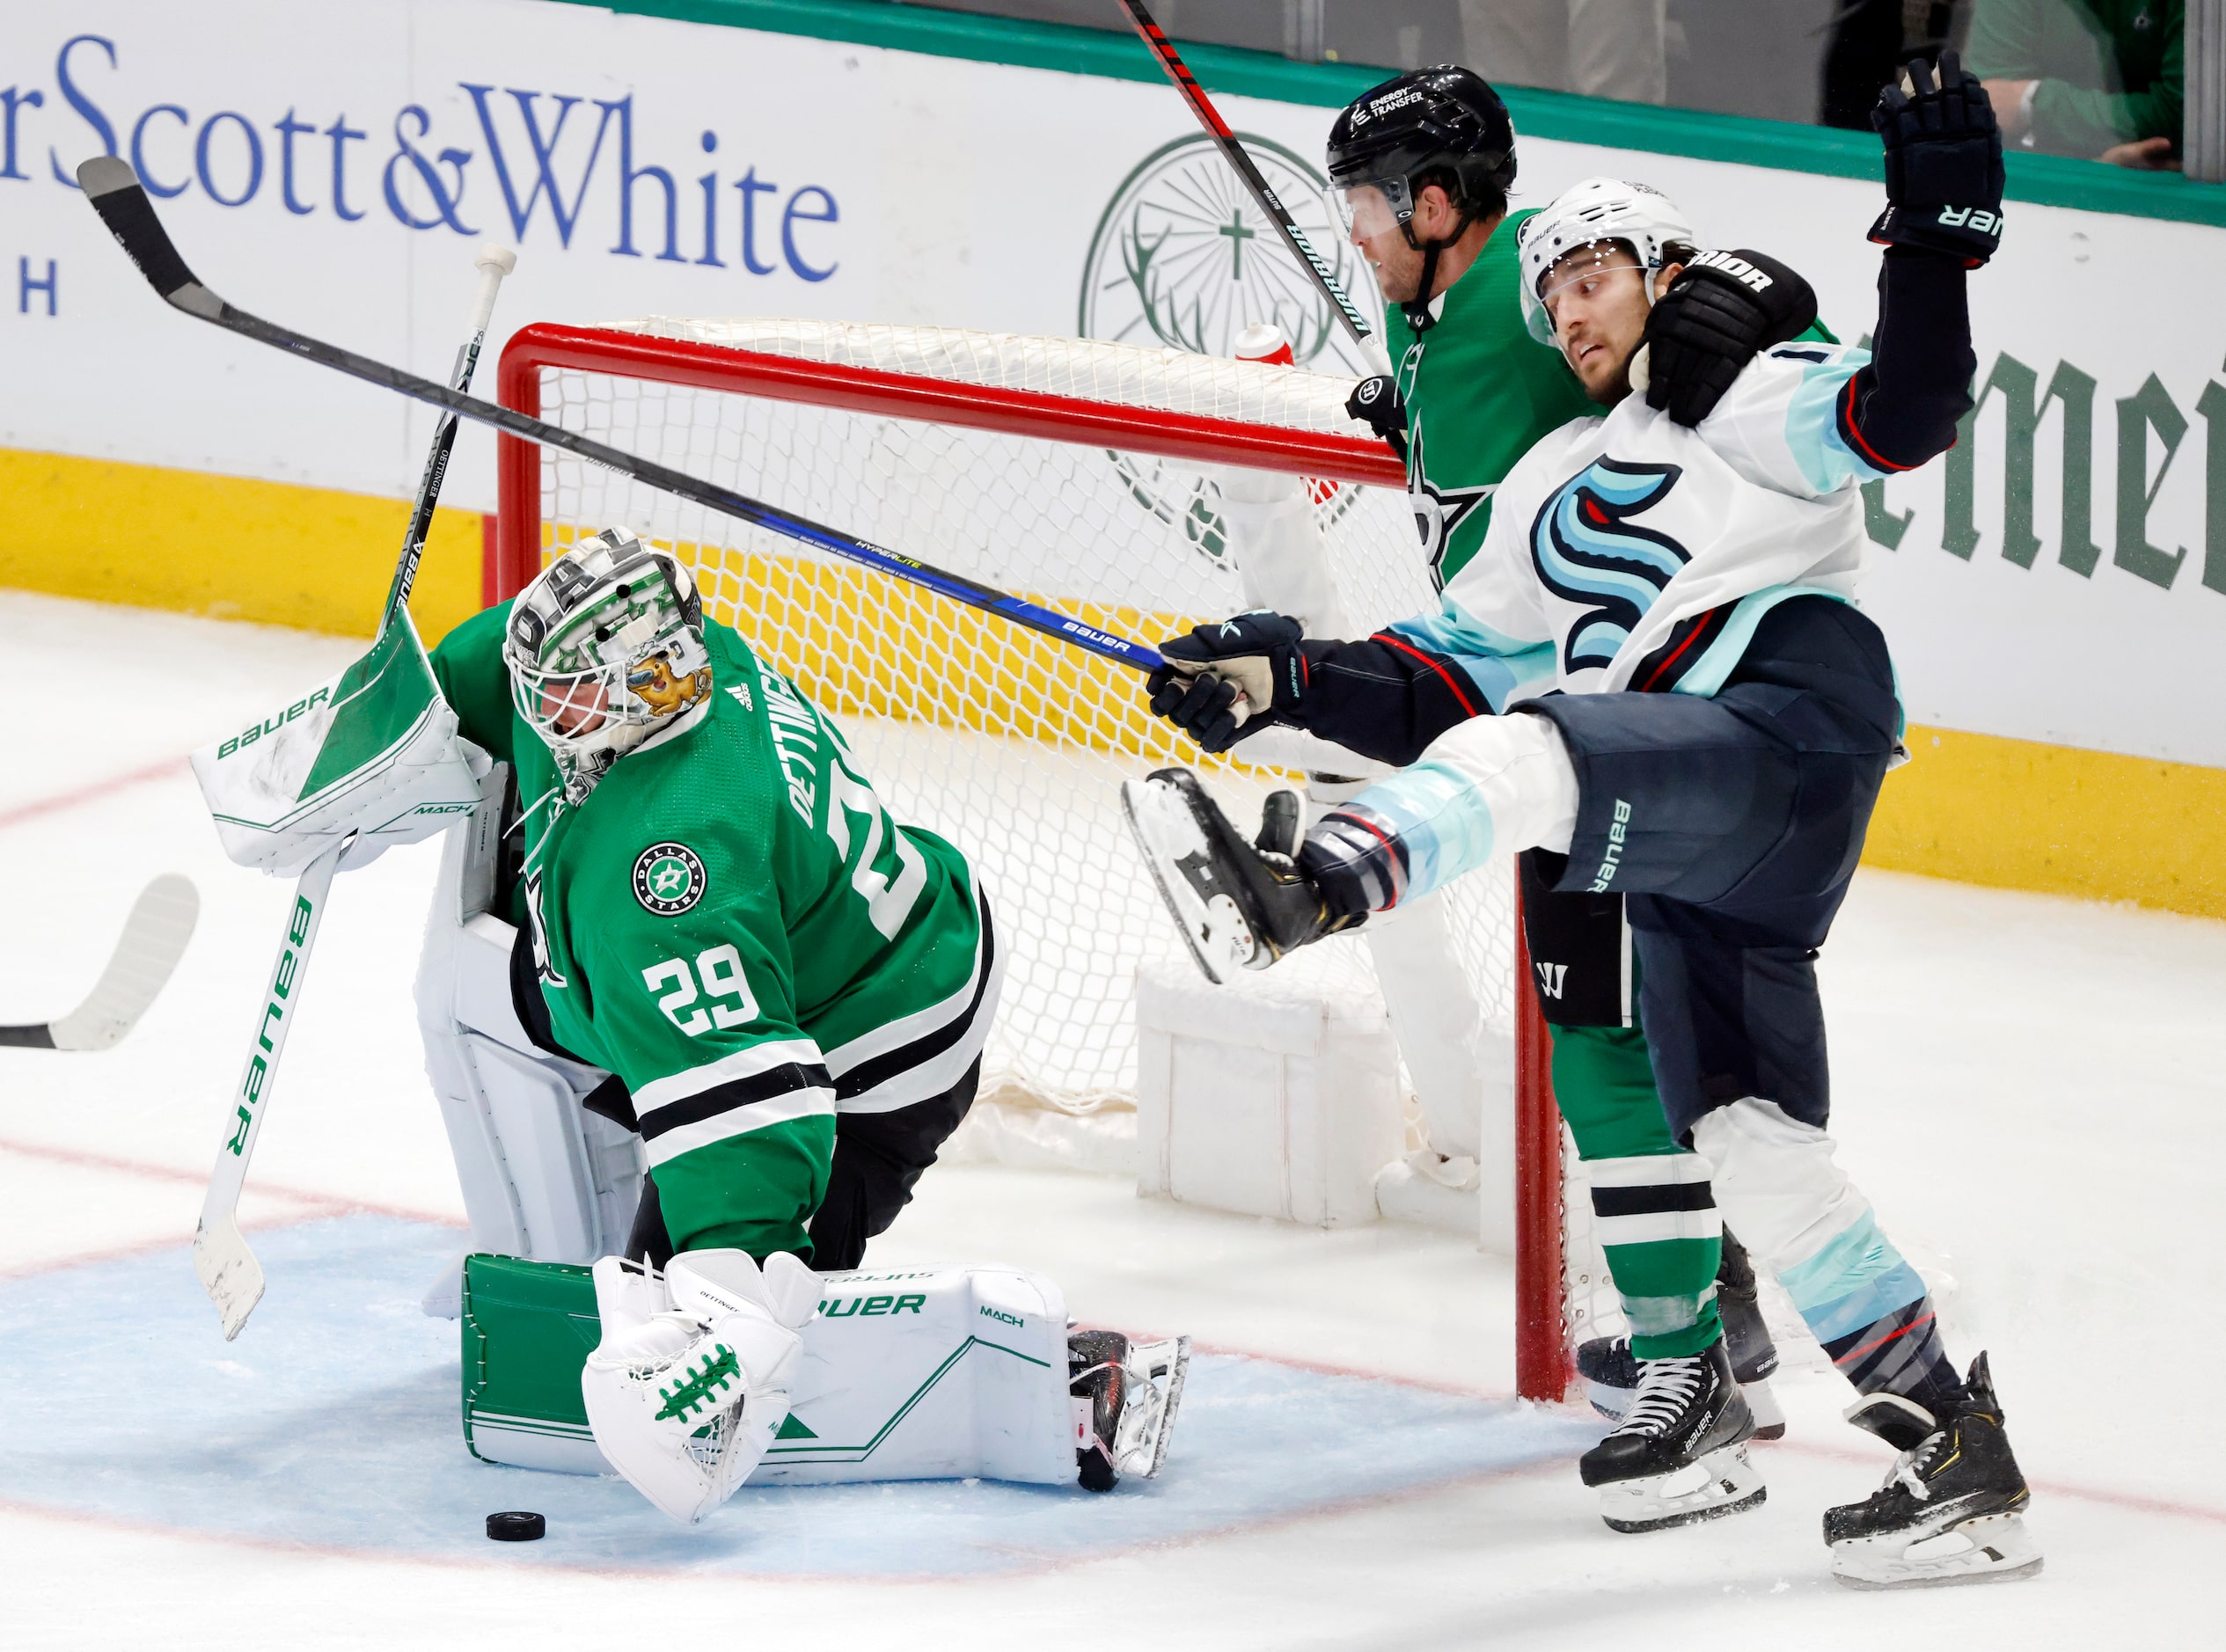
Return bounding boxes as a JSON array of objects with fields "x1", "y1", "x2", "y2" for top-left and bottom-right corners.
[{"x1": 0, "y1": 756, "x2": 190, "y2": 832}]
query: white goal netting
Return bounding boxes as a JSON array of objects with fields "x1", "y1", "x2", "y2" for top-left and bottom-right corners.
[{"x1": 516, "y1": 318, "x2": 1521, "y2": 1123}]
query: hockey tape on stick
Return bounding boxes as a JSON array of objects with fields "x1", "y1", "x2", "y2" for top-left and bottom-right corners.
[
  {"x1": 1117, "y1": 0, "x2": 1388, "y2": 374},
  {"x1": 0, "y1": 874, "x2": 198, "y2": 1053},
  {"x1": 381, "y1": 244, "x2": 517, "y2": 630},
  {"x1": 76, "y1": 159, "x2": 1167, "y2": 678}
]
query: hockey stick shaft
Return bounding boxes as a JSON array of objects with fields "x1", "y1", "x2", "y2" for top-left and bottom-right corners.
[
  {"x1": 0, "y1": 874, "x2": 199, "y2": 1052},
  {"x1": 194, "y1": 837, "x2": 344, "y2": 1341},
  {"x1": 381, "y1": 245, "x2": 516, "y2": 630},
  {"x1": 77, "y1": 159, "x2": 1166, "y2": 677},
  {"x1": 1117, "y1": 0, "x2": 1385, "y2": 366}
]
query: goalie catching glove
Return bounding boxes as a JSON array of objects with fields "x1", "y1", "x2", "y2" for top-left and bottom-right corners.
[
  {"x1": 1146, "y1": 610, "x2": 1308, "y2": 754},
  {"x1": 582, "y1": 1248, "x2": 822, "y2": 1524}
]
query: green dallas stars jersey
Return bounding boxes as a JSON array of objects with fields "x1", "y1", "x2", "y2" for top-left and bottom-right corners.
[
  {"x1": 1382, "y1": 208, "x2": 1596, "y2": 588},
  {"x1": 430, "y1": 603, "x2": 990, "y2": 1261}
]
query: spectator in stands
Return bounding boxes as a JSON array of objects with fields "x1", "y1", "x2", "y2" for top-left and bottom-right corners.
[
  {"x1": 1460, "y1": 0, "x2": 1670, "y2": 105},
  {"x1": 1966, "y1": 0, "x2": 2183, "y2": 167}
]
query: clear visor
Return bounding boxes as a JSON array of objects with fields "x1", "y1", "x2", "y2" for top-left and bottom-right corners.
[
  {"x1": 1536, "y1": 240, "x2": 1648, "y2": 326},
  {"x1": 1333, "y1": 176, "x2": 1415, "y2": 241}
]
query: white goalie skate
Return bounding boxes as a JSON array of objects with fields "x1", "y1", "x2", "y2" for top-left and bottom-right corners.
[{"x1": 1070, "y1": 1329, "x2": 1192, "y2": 1491}]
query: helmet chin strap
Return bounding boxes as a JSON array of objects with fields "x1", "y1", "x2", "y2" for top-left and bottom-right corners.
[{"x1": 1398, "y1": 204, "x2": 1478, "y2": 333}]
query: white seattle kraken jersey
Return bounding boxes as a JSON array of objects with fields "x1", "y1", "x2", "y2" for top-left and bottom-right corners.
[{"x1": 1383, "y1": 342, "x2": 1894, "y2": 708}]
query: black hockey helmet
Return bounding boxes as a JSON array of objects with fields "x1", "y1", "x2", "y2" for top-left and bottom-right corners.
[{"x1": 1326, "y1": 66, "x2": 1517, "y2": 230}]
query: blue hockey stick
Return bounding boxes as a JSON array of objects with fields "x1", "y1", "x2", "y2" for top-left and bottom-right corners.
[{"x1": 76, "y1": 157, "x2": 1166, "y2": 677}]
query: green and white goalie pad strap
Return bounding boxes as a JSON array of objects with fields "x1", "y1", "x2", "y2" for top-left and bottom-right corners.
[
  {"x1": 460, "y1": 1253, "x2": 1073, "y2": 1485},
  {"x1": 191, "y1": 612, "x2": 486, "y2": 874}
]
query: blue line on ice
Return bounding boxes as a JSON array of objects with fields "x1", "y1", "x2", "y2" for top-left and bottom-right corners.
[{"x1": 0, "y1": 1216, "x2": 1596, "y2": 1575}]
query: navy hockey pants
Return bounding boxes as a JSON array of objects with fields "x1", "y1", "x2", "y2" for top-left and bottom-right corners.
[{"x1": 1525, "y1": 596, "x2": 1900, "y2": 1144}]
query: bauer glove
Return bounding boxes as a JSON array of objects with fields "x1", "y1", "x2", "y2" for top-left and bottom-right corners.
[
  {"x1": 1344, "y1": 375, "x2": 1410, "y2": 459},
  {"x1": 1148, "y1": 610, "x2": 1307, "y2": 755},
  {"x1": 1642, "y1": 249, "x2": 1820, "y2": 427},
  {"x1": 1869, "y1": 48, "x2": 2003, "y2": 266}
]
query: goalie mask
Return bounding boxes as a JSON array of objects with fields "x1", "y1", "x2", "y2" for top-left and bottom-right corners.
[
  {"x1": 1516, "y1": 178, "x2": 1698, "y2": 346},
  {"x1": 503, "y1": 529, "x2": 712, "y2": 798}
]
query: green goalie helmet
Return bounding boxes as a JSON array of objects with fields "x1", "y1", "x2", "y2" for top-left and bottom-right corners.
[{"x1": 502, "y1": 528, "x2": 713, "y2": 797}]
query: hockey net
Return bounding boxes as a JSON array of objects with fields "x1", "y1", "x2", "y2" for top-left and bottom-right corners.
[{"x1": 490, "y1": 318, "x2": 1600, "y2": 1399}]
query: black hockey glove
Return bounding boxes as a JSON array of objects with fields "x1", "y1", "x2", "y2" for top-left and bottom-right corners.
[
  {"x1": 1642, "y1": 249, "x2": 1820, "y2": 427},
  {"x1": 1147, "y1": 610, "x2": 1307, "y2": 755},
  {"x1": 1344, "y1": 375, "x2": 1410, "y2": 460},
  {"x1": 1869, "y1": 48, "x2": 2004, "y2": 266}
]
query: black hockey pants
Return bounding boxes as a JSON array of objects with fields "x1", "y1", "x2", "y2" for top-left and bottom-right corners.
[
  {"x1": 1523, "y1": 596, "x2": 1900, "y2": 1144},
  {"x1": 623, "y1": 1057, "x2": 982, "y2": 1272}
]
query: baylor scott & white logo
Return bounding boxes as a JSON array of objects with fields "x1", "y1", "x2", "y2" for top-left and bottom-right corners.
[{"x1": 633, "y1": 843, "x2": 707, "y2": 916}]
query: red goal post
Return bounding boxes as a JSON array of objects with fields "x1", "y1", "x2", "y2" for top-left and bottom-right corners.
[{"x1": 489, "y1": 319, "x2": 1573, "y2": 1402}]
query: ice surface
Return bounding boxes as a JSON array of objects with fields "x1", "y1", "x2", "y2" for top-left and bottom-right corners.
[{"x1": 1, "y1": 591, "x2": 2221, "y2": 1648}]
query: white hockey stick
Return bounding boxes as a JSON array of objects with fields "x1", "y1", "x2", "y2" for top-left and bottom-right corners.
[
  {"x1": 194, "y1": 837, "x2": 344, "y2": 1339},
  {"x1": 190, "y1": 246, "x2": 514, "y2": 1340},
  {"x1": 0, "y1": 874, "x2": 199, "y2": 1052}
]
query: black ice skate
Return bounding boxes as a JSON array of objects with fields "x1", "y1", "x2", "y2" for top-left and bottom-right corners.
[
  {"x1": 1578, "y1": 1236, "x2": 1785, "y2": 1439},
  {"x1": 1119, "y1": 770, "x2": 1358, "y2": 983},
  {"x1": 1580, "y1": 1340, "x2": 1765, "y2": 1533},
  {"x1": 1069, "y1": 1328, "x2": 1192, "y2": 1492},
  {"x1": 1824, "y1": 1352, "x2": 2042, "y2": 1590}
]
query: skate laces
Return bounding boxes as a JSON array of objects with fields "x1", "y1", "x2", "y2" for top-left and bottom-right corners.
[
  {"x1": 1883, "y1": 1429, "x2": 1947, "y2": 1502},
  {"x1": 1610, "y1": 1355, "x2": 1706, "y2": 1438}
]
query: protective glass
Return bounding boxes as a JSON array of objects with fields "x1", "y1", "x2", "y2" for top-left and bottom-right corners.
[
  {"x1": 1535, "y1": 239, "x2": 1646, "y2": 325},
  {"x1": 1332, "y1": 175, "x2": 1414, "y2": 242}
]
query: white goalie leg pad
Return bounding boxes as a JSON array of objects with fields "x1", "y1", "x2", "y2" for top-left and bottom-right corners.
[
  {"x1": 1599, "y1": 1444, "x2": 1768, "y2": 1535},
  {"x1": 416, "y1": 772, "x2": 642, "y2": 1315},
  {"x1": 1409, "y1": 711, "x2": 1580, "y2": 859},
  {"x1": 582, "y1": 1248, "x2": 819, "y2": 1524},
  {"x1": 754, "y1": 1262, "x2": 1076, "y2": 1486}
]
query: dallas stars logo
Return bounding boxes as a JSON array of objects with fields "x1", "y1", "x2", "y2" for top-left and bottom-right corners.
[
  {"x1": 1405, "y1": 420, "x2": 1496, "y2": 590},
  {"x1": 633, "y1": 842, "x2": 707, "y2": 917}
]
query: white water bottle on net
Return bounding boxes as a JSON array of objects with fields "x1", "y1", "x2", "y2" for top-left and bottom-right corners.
[{"x1": 490, "y1": 315, "x2": 1615, "y2": 1398}]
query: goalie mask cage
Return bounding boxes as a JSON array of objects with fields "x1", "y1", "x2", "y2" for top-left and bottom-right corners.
[{"x1": 490, "y1": 318, "x2": 1590, "y2": 1402}]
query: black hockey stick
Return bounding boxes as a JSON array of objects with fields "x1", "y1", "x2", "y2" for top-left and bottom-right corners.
[
  {"x1": 1117, "y1": 0, "x2": 1385, "y2": 368},
  {"x1": 0, "y1": 874, "x2": 198, "y2": 1052},
  {"x1": 76, "y1": 157, "x2": 1167, "y2": 677}
]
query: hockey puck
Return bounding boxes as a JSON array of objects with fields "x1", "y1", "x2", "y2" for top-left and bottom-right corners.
[{"x1": 486, "y1": 1510, "x2": 546, "y2": 1542}]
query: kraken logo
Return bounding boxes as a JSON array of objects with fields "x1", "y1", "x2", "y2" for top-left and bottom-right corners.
[{"x1": 1529, "y1": 460, "x2": 1688, "y2": 674}]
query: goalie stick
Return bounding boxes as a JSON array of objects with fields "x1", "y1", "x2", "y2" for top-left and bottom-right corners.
[
  {"x1": 75, "y1": 158, "x2": 1167, "y2": 678},
  {"x1": 189, "y1": 235, "x2": 515, "y2": 1342},
  {"x1": 1116, "y1": 0, "x2": 1389, "y2": 374},
  {"x1": 0, "y1": 874, "x2": 199, "y2": 1052}
]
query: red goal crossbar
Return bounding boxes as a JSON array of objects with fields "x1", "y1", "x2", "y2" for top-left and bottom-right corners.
[{"x1": 489, "y1": 322, "x2": 1569, "y2": 1403}]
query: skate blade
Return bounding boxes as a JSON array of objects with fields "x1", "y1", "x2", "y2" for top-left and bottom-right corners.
[
  {"x1": 1743, "y1": 1377, "x2": 1786, "y2": 1442},
  {"x1": 1599, "y1": 1444, "x2": 1767, "y2": 1535},
  {"x1": 1115, "y1": 1334, "x2": 1192, "y2": 1480},
  {"x1": 1832, "y1": 1512, "x2": 2044, "y2": 1590},
  {"x1": 1117, "y1": 778, "x2": 1255, "y2": 983}
]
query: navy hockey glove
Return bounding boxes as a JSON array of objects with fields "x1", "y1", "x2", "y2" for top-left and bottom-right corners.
[
  {"x1": 1148, "y1": 611, "x2": 1307, "y2": 754},
  {"x1": 1869, "y1": 48, "x2": 2003, "y2": 266},
  {"x1": 1643, "y1": 249, "x2": 1820, "y2": 427},
  {"x1": 1344, "y1": 375, "x2": 1410, "y2": 460}
]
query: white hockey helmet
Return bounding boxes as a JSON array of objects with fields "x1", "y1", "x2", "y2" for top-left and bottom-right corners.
[
  {"x1": 1516, "y1": 178, "x2": 1699, "y2": 345},
  {"x1": 502, "y1": 529, "x2": 713, "y2": 797}
]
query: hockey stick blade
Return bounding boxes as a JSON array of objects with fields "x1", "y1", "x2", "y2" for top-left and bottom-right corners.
[
  {"x1": 194, "y1": 1212, "x2": 264, "y2": 1342},
  {"x1": 0, "y1": 874, "x2": 199, "y2": 1052},
  {"x1": 77, "y1": 158, "x2": 1165, "y2": 677}
]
